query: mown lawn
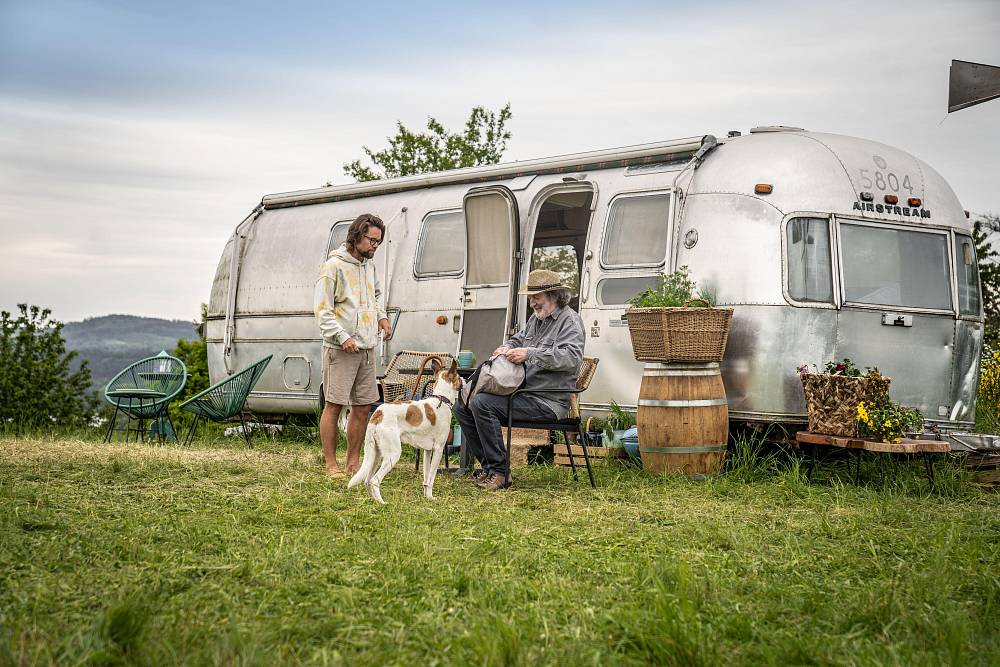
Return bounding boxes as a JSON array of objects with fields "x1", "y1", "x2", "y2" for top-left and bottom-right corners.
[{"x1": 1, "y1": 433, "x2": 998, "y2": 666}]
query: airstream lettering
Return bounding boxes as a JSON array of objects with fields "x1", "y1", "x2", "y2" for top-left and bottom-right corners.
[
  {"x1": 206, "y1": 127, "x2": 984, "y2": 445},
  {"x1": 853, "y1": 201, "x2": 933, "y2": 218}
]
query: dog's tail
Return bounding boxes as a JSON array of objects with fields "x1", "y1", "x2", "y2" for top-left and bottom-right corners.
[{"x1": 348, "y1": 423, "x2": 378, "y2": 489}]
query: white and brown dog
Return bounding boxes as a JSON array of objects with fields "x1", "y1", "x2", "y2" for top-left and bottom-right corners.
[{"x1": 348, "y1": 359, "x2": 462, "y2": 504}]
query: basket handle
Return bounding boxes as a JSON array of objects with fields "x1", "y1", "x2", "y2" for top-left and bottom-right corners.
[
  {"x1": 585, "y1": 416, "x2": 593, "y2": 432},
  {"x1": 684, "y1": 298, "x2": 711, "y2": 308}
]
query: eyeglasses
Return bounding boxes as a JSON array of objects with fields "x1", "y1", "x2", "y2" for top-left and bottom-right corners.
[{"x1": 364, "y1": 235, "x2": 382, "y2": 247}]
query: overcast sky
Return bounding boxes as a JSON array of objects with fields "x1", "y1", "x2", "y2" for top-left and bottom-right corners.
[{"x1": 1, "y1": 0, "x2": 998, "y2": 322}]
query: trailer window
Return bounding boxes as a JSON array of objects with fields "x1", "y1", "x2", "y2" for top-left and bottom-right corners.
[
  {"x1": 955, "y1": 233, "x2": 980, "y2": 316},
  {"x1": 840, "y1": 224, "x2": 951, "y2": 311},
  {"x1": 415, "y1": 211, "x2": 465, "y2": 277},
  {"x1": 325, "y1": 221, "x2": 351, "y2": 256},
  {"x1": 602, "y1": 194, "x2": 670, "y2": 267},
  {"x1": 786, "y1": 218, "x2": 833, "y2": 303},
  {"x1": 597, "y1": 276, "x2": 659, "y2": 305}
]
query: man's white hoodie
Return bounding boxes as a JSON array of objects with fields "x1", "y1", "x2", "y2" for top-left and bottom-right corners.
[{"x1": 314, "y1": 244, "x2": 387, "y2": 350}]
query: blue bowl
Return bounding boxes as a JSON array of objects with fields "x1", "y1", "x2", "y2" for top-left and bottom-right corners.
[
  {"x1": 620, "y1": 438, "x2": 640, "y2": 460},
  {"x1": 618, "y1": 426, "x2": 640, "y2": 459}
]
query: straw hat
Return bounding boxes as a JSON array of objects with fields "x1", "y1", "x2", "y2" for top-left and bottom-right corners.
[{"x1": 518, "y1": 269, "x2": 568, "y2": 296}]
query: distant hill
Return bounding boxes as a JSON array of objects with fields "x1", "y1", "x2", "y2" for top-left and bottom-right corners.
[{"x1": 63, "y1": 315, "x2": 199, "y2": 391}]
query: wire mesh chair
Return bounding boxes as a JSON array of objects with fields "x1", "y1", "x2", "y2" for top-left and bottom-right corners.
[
  {"x1": 103, "y1": 351, "x2": 187, "y2": 443},
  {"x1": 178, "y1": 355, "x2": 272, "y2": 448},
  {"x1": 504, "y1": 356, "x2": 600, "y2": 487}
]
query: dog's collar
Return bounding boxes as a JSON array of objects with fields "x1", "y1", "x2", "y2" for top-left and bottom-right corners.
[{"x1": 431, "y1": 394, "x2": 454, "y2": 409}]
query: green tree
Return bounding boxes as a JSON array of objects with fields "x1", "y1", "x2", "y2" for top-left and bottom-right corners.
[
  {"x1": 532, "y1": 246, "x2": 580, "y2": 293},
  {"x1": 342, "y1": 103, "x2": 512, "y2": 182},
  {"x1": 974, "y1": 212, "x2": 1000, "y2": 347},
  {"x1": 171, "y1": 304, "x2": 209, "y2": 424},
  {"x1": 0, "y1": 304, "x2": 97, "y2": 431}
]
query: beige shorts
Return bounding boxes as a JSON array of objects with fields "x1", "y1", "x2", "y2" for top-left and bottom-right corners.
[{"x1": 322, "y1": 346, "x2": 379, "y2": 406}]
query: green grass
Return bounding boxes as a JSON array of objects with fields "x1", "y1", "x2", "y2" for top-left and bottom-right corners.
[{"x1": 1, "y1": 431, "x2": 999, "y2": 666}]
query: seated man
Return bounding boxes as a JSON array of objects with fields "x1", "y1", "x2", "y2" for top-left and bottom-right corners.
[{"x1": 455, "y1": 269, "x2": 585, "y2": 491}]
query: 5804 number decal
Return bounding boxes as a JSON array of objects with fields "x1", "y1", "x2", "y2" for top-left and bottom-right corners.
[
  {"x1": 859, "y1": 154, "x2": 914, "y2": 194},
  {"x1": 859, "y1": 168, "x2": 913, "y2": 194}
]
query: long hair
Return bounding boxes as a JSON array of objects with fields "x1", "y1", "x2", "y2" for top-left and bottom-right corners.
[
  {"x1": 345, "y1": 213, "x2": 385, "y2": 252},
  {"x1": 553, "y1": 289, "x2": 571, "y2": 308}
]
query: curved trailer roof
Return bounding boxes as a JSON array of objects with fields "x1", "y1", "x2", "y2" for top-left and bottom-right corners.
[{"x1": 261, "y1": 135, "x2": 708, "y2": 209}]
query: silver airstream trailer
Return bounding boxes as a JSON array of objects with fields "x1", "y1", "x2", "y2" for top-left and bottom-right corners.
[{"x1": 206, "y1": 127, "x2": 984, "y2": 444}]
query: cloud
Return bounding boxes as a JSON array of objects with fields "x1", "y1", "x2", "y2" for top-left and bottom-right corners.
[{"x1": 0, "y1": 0, "x2": 998, "y2": 321}]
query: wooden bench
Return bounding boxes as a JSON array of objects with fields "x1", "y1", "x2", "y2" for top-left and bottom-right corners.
[{"x1": 795, "y1": 431, "x2": 950, "y2": 490}]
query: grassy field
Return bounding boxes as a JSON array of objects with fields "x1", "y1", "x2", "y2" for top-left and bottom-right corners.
[{"x1": 1, "y1": 432, "x2": 999, "y2": 666}]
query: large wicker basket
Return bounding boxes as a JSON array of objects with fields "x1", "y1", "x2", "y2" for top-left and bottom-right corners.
[
  {"x1": 799, "y1": 373, "x2": 891, "y2": 437},
  {"x1": 625, "y1": 304, "x2": 733, "y2": 363}
]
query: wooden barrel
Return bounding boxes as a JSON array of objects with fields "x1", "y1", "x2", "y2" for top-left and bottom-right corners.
[{"x1": 636, "y1": 362, "x2": 728, "y2": 477}]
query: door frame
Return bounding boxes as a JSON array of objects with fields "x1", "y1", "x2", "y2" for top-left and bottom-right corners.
[{"x1": 459, "y1": 186, "x2": 522, "y2": 352}]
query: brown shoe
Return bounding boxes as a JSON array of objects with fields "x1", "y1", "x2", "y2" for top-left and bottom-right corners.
[
  {"x1": 476, "y1": 472, "x2": 511, "y2": 491},
  {"x1": 470, "y1": 469, "x2": 489, "y2": 483}
]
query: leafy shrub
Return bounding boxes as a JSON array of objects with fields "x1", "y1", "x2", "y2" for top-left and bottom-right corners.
[
  {"x1": 0, "y1": 304, "x2": 98, "y2": 431},
  {"x1": 169, "y1": 305, "x2": 210, "y2": 426},
  {"x1": 976, "y1": 344, "x2": 1000, "y2": 433}
]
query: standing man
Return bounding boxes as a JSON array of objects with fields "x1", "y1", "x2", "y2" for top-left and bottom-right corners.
[
  {"x1": 314, "y1": 213, "x2": 391, "y2": 478},
  {"x1": 455, "y1": 269, "x2": 585, "y2": 491}
]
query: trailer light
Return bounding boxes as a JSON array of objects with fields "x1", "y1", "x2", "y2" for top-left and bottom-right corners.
[
  {"x1": 435, "y1": 315, "x2": 448, "y2": 325},
  {"x1": 754, "y1": 183, "x2": 773, "y2": 195},
  {"x1": 860, "y1": 191, "x2": 874, "y2": 201},
  {"x1": 884, "y1": 194, "x2": 898, "y2": 205},
  {"x1": 908, "y1": 197, "x2": 922, "y2": 207}
]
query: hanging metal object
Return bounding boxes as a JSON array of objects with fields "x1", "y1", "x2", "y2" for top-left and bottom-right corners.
[{"x1": 948, "y1": 59, "x2": 1000, "y2": 113}]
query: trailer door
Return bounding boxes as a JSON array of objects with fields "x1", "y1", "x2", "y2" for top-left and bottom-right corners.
[
  {"x1": 460, "y1": 187, "x2": 521, "y2": 366},
  {"x1": 835, "y1": 220, "x2": 957, "y2": 422}
]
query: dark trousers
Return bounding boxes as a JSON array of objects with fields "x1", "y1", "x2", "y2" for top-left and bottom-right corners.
[{"x1": 455, "y1": 392, "x2": 558, "y2": 476}]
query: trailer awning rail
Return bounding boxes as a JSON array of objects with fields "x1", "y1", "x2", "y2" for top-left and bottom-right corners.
[{"x1": 261, "y1": 136, "x2": 708, "y2": 209}]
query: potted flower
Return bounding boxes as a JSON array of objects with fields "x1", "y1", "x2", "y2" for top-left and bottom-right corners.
[
  {"x1": 797, "y1": 359, "x2": 889, "y2": 437},
  {"x1": 856, "y1": 398, "x2": 924, "y2": 444},
  {"x1": 624, "y1": 266, "x2": 733, "y2": 363}
]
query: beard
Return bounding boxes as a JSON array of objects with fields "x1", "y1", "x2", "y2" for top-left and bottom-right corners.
[
  {"x1": 532, "y1": 301, "x2": 556, "y2": 320},
  {"x1": 361, "y1": 248, "x2": 376, "y2": 259}
]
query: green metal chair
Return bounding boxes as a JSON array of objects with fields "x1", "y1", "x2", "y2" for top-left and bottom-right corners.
[
  {"x1": 104, "y1": 351, "x2": 187, "y2": 443},
  {"x1": 179, "y1": 355, "x2": 272, "y2": 447}
]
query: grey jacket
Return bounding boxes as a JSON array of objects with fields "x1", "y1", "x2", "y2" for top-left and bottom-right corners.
[{"x1": 504, "y1": 306, "x2": 585, "y2": 419}]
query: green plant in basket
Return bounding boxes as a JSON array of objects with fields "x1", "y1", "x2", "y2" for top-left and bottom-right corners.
[{"x1": 626, "y1": 265, "x2": 716, "y2": 308}]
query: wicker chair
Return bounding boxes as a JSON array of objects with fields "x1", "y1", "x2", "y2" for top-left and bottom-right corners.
[
  {"x1": 103, "y1": 351, "x2": 187, "y2": 443},
  {"x1": 178, "y1": 355, "x2": 272, "y2": 447},
  {"x1": 378, "y1": 350, "x2": 456, "y2": 403},
  {"x1": 504, "y1": 356, "x2": 600, "y2": 487}
]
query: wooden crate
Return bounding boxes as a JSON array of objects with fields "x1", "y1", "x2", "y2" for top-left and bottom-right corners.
[{"x1": 553, "y1": 442, "x2": 623, "y2": 466}]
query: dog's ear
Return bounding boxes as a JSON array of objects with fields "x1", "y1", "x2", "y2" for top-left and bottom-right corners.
[{"x1": 448, "y1": 359, "x2": 458, "y2": 375}]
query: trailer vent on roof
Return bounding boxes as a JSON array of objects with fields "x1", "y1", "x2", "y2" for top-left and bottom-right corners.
[{"x1": 749, "y1": 126, "x2": 806, "y2": 133}]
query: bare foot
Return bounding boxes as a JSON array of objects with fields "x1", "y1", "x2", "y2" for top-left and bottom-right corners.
[
  {"x1": 326, "y1": 467, "x2": 346, "y2": 478},
  {"x1": 345, "y1": 461, "x2": 360, "y2": 475}
]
